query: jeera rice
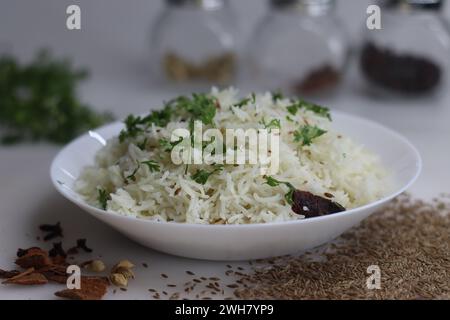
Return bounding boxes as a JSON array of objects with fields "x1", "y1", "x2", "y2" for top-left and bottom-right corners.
[{"x1": 75, "y1": 88, "x2": 389, "y2": 224}]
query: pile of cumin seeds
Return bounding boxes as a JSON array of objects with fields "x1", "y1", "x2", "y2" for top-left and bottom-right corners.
[{"x1": 234, "y1": 194, "x2": 450, "y2": 300}]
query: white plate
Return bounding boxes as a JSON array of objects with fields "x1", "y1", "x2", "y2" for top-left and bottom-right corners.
[{"x1": 50, "y1": 111, "x2": 422, "y2": 261}]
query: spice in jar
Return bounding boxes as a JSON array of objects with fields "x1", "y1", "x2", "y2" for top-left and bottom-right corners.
[
  {"x1": 360, "y1": 42, "x2": 442, "y2": 94},
  {"x1": 163, "y1": 52, "x2": 235, "y2": 84},
  {"x1": 293, "y1": 64, "x2": 341, "y2": 95}
]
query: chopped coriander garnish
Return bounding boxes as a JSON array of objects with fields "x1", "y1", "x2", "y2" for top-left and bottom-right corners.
[
  {"x1": 287, "y1": 100, "x2": 331, "y2": 121},
  {"x1": 119, "y1": 93, "x2": 217, "y2": 143},
  {"x1": 272, "y1": 91, "x2": 284, "y2": 102},
  {"x1": 264, "y1": 176, "x2": 296, "y2": 205},
  {"x1": 191, "y1": 165, "x2": 224, "y2": 185},
  {"x1": 260, "y1": 118, "x2": 281, "y2": 131},
  {"x1": 119, "y1": 115, "x2": 145, "y2": 142},
  {"x1": 234, "y1": 97, "x2": 251, "y2": 108},
  {"x1": 126, "y1": 164, "x2": 140, "y2": 182},
  {"x1": 97, "y1": 188, "x2": 109, "y2": 210},
  {"x1": 159, "y1": 137, "x2": 183, "y2": 152},
  {"x1": 174, "y1": 93, "x2": 217, "y2": 130},
  {"x1": 294, "y1": 125, "x2": 327, "y2": 146},
  {"x1": 251, "y1": 93, "x2": 256, "y2": 104},
  {"x1": 141, "y1": 160, "x2": 160, "y2": 173},
  {"x1": 286, "y1": 115, "x2": 294, "y2": 122},
  {"x1": 137, "y1": 138, "x2": 148, "y2": 150}
]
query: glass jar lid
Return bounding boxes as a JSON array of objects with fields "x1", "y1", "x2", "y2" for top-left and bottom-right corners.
[
  {"x1": 381, "y1": 0, "x2": 443, "y2": 10},
  {"x1": 166, "y1": 0, "x2": 225, "y2": 10}
]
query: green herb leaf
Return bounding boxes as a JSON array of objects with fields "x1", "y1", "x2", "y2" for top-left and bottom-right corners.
[
  {"x1": 126, "y1": 164, "x2": 140, "y2": 182},
  {"x1": 234, "y1": 97, "x2": 251, "y2": 108},
  {"x1": 272, "y1": 91, "x2": 284, "y2": 102},
  {"x1": 97, "y1": 188, "x2": 109, "y2": 210},
  {"x1": 260, "y1": 118, "x2": 281, "y2": 132},
  {"x1": 159, "y1": 137, "x2": 183, "y2": 152},
  {"x1": 287, "y1": 100, "x2": 331, "y2": 121},
  {"x1": 174, "y1": 93, "x2": 217, "y2": 127},
  {"x1": 264, "y1": 176, "x2": 296, "y2": 205},
  {"x1": 141, "y1": 160, "x2": 160, "y2": 173},
  {"x1": 137, "y1": 137, "x2": 148, "y2": 151},
  {"x1": 293, "y1": 125, "x2": 327, "y2": 146},
  {"x1": 191, "y1": 165, "x2": 224, "y2": 185}
]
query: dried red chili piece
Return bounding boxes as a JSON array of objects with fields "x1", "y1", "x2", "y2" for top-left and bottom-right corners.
[
  {"x1": 291, "y1": 190, "x2": 345, "y2": 218},
  {"x1": 15, "y1": 247, "x2": 52, "y2": 269}
]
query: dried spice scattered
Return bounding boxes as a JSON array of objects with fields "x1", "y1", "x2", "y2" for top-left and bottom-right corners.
[
  {"x1": 291, "y1": 190, "x2": 346, "y2": 218},
  {"x1": 110, "y1": 273, "x2": 128, "y2": 288},
  {"x1": 294, "y1": 65, "x2": 341, "y2": 95},
  {"x1": 3, "y1": 269, "x2": 48, "y2": 286},
  {"x1": 164, "y1": 52, "x2": 235, "y2": 84},
  {"x1": 84, "y1": 260, "x2": 106, "y2": 273},
  {"x1": 234, "y1": 194, "x2": 450, "y2": 300},
  {"x1": 39, "y1": 222, "x2": 63, "y2": 241},
  {"x1": 1, "y1": 223, "x2": 112, "y2": 300},
  {"x1": 76, "y1": 239, "x2": 93, "y2": 253},
  {"x1": 110, "y1": 260, "x2": 135, "y2": 288},
  {"x1": 15, "y1": 247, "x2": 52, "y2": 269},
  {"x1": 0, "y1": 269, "x2": 20, "y2": 279},
  {"x1": 55, "y1": 276, "x2": 109, "y2": 300},
  {"x1": 360, "y1": 43, "x2": 442, "y2": 94},
  {"x1": 49, "y1": 242, "x2": 67, "y2": 258}
]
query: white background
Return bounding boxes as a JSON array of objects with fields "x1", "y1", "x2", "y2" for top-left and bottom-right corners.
[{"x1": 0, "y1": 0, "x2": 449, "y2": 299}]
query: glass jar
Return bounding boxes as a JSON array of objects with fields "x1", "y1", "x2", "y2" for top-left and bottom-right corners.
[
  {"x1": 359, "y1": 0, "x2": 450, "y2": 96},
  {"x1": 151, "y1": 0, "x2": 238, "y2": 86},
  {"x1": 247, "y1": 0, "x2": 349, "y2": 97}
]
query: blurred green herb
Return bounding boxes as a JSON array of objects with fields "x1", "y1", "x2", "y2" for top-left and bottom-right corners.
[
  {"x1": 293, "y1": 125, "x2": 327, "y2": 146},
  {"x1": 260, "y1": 118, "x2": 281, "y2": 132},
  {"x1": 233, "y1": 97, "x2": 251, "y2": 108},
  {"x1": 287, "y1": 100, "x2": 331, "y2": 121},
  {"x1": 126, "y1": 164, "x2": 140, "y2": 182},
  {"x1": 0, "y1": 50, "x2": 114, "y2": 145},
  {"x1": 264, "y1": 176, "x2": 296, "y2": 205},
  {"x1": 272, "y1": 91, "x2": 284, "y2": 102},
  {"x1": 119, "y1": 93, "x2": 217, "y2": 143},
  {"x1": 141, "y1": 160, "x2": 160, "y2": 173},
  {"x1": 159, "y1": 137, "x2": 183, "y2": 152},
  {"x1": 191, "y1": 165, "x2": 224, "y2": 185},
  {"x1": 97, "y1": 188, "x2": 109, "y2": 210}
]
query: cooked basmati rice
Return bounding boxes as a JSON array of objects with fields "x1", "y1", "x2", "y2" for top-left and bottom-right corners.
[{"x1": 75, "y1": 88, "x2": 388, "y2": 224}]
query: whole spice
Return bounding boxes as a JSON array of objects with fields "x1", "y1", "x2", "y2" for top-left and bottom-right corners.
[
  {"x1": 291, "y1": 190, "x2": 346, "y2": 218},
  {"x1": 84, "y1": 260, "x2": 106, "y2": 273},
  {"x1": 360, "y1": 42, "x2": 442, "y2": 94},
  {"x1": 164, "y1": 52, "x2": 235, "y2": 84},
  {"x1": 15, "y1": 247, "x2": 52, "y2": 269},
  {"x1": 3, "y1": 270, "x2": 48, "y2": 286},
  {"x1": 110, "y1": 260, "x2": 135, "y2": 288},
  {"x1": 49, "y1": 242, "x2": 67, "y2": 258},
  {"x1": 234, "y1": 194, "x2": 450, "y2": 300},
  {"x1": 110, "y1": 273, "x2": 128, "y2": 288},
  {"x1": 55, "y1": 276, "x2": 109, "y2": 300},
  {"x1": 39, "y1": 222, "x2": 63, "y2": 241}
]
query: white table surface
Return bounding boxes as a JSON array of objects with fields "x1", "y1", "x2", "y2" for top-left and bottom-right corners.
[{"x1": 1, "y1": 0, "x2": 449, "y2": 300}]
